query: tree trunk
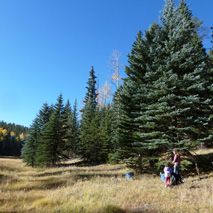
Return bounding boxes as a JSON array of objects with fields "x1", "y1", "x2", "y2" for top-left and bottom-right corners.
[{"x1": 184, "y1": 149, "x2": 201, "y2": 179}]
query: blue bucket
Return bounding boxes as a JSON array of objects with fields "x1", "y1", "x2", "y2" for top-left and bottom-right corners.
[
  {"x1": 126, "y1": 172, "x2": 134, "y2": 179},
  {"x1": 160, "y1": 173, "x2": 165, "y2": 182}
]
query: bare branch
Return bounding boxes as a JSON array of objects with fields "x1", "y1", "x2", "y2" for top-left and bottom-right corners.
[{"x1": 109, "y1": 50, "x2": 123, "y2": 90}]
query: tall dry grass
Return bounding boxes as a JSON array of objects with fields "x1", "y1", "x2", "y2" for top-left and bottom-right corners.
[{"x1": 0, "y1": 152, "x2": 212, "y2": 212}]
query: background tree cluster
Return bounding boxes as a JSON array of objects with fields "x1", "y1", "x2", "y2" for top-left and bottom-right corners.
[
  {"x1": 0, "y1": 121, "x2": 28, "y2": 156},
  {"x1": 21, "y1": 95, "x2": 80, "y2": 167},
  {"x1": 22, "y1": 67, "x2": 117, "y2": 166}
]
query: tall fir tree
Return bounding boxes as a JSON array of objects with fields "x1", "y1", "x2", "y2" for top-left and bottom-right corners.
[
  {"x1": 119, "y1": 0, "x2": 213, "y2": 171},
  {"x1": 64, "y1": 99, "x2": 74, "y2": 157},
  {"x1": 36, "y1": 94, "x2": 68, "y2": 167},
  {"x1": 21, "y1": 117, "x2": 40, "y2": 167},
  {"x1": 79, "y1": 66, "x2": 103, "y2": 163},
  {"x1": 64, "y1": 99, "x2": 80, "y2": 157},
  {"x1": 156, "y1": 0, "x2": 213, "y2": 149},
  {"x1": 71, "y1": 99, "x2": 80, "y2": 155},
  {"x1": 209, "y1": 27, "x2": 213, "y2": 59},
  {"x1": 98, "y1": 104, "x2": 114, "y2": 163},
  {"x1": 22, "y1": 103, "x2": 52, "y2": 166},
  {"x1": 119, "y1": 25, "x2": 163, "y2": 171},
  {"x1": 83, "y1": 66, "x2": 97, "y2": 112}
]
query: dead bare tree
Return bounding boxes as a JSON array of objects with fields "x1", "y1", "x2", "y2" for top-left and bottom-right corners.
[
  {"x1": 109, "y1": 50, "x2": 123, "y2": 90},
  {"x1": 97, "y1": 80, "x2": 112, "y2": 107}
]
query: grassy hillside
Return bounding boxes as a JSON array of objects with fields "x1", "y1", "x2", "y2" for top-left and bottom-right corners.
[{"x1": 0, "y1": 150, "x2": 213, "y2": 212}]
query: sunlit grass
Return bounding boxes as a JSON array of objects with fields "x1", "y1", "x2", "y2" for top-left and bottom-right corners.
[
  {"x1": 0, "y1": 150, "x2": 213, "y2": 212},
  {"x1": 193, "y1": 148, "x2": 213, "y2": 155}
]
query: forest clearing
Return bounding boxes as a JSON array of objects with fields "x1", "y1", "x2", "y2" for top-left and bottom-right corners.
[
  {"x1": 1, "y1": 0, "x2": 213, "y2": 212},
  {"x1": 0, "y1": 149, "x2": 213, "y2": 213}
]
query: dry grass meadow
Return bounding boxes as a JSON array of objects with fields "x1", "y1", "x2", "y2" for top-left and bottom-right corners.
[{"x1": 0, "y1": 150, "x2": 213, "y2": 213}]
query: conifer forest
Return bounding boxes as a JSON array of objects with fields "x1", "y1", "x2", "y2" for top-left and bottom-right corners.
[{"x1": 2, "y1": 0, "x2": 213, "y2": 171}]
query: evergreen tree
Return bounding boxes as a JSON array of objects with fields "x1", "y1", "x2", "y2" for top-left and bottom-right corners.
[
  {"x1": 209, "y1": 27, "x2": 213, "y2": 59},
  {"x1": 38, "y1": 103, "x2": 53, "y2": 128},
  {"x1": 98, "y1": 104, "x2": 114, "y2": 163},
  {"x1": 64, "y1": 99, "x2": 80, "y2": 157},
  {"x1": 21, "y1": 118, "x2": 40, "y2": 167},
  {"x1": 119, "y1": 26, "x2": 162, "y2": 171},
  {"x1": 36, "y1": 94, "x2": 68, "y2": 167},
  {"x1": 71, "y1": 99, "x2": 80, "y2": 155},
  {"x1": 83, "y1": 66, "x2": 97, "y2": 111},
  {"x1": 119, "y1": 0, "x2": 213, "y2": 171},
  {"x1": 156, "y1": 0, "x2": 213, "y2": 150},
  {"x1": 22, "y1": 103, "x2": 51, "y2": 166},
  {"x1": 64, "y1": 99, "x2": 74, "y2": 157},
  {"x1": 79, "y1": 66, "x2": 102, "y2": 163}
]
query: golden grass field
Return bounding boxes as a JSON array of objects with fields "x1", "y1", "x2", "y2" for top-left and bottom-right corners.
[{"x1": 0, "y1": 150, "x2": 213, "y2": 213}]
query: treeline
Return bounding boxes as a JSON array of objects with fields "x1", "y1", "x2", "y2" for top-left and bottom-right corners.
[
  {"x1": 22, "y1": 67, "x2": 118, "y2": 167},
  {"x1": 22, "y1": 0, "x2": 213, "y2": 170},
  {"x1": 21, "y1": 97, "x2": 79, "y2": 167},
  {"x1": 0, "y1": 121, "x2": 28, "y2": 156}
]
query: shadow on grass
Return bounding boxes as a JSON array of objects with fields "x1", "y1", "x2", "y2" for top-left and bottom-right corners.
[
  {"x1": 0, "y1": 174, "x2": 19, "y2": 184},
  {"x1": 58, "y1": 160, "x2": 125, "y2": 169},
  {"x1": 101, "y1": 204, "x2": 126, "y2": 213},
  {"x1": 0, "y1": 167, "x2": 23, "y2": 172},
  {"x1": 196, "y1": 152, "x2": 213, "y2": 173},
  {"x1": 13, "y1": 179, "x2": 69, "y2": 191},
  {"x1": 75, "y1": 173, "x2": 126, "y2": 180},
  {"x1": 0, "y1": 156, "x2": 21, "y2": 159},
  {"x1": 32, "y1": 170, "x2": 126, "y2": 179},
  {"x1": 31, "y1": 166, "x2": 125, "y2": 178},
  {"x1": 8, "y1": 173, "x2": 126, "y2": 192},
  {"x1": 58, "y1": 160, "x2": 100, "y2": 167},
  {"x1": 185, "y1": 152, "x2": 213, "y2": 176},
  {"x1": 59, "y1": 161, "x2": 125, "y2": 172}
]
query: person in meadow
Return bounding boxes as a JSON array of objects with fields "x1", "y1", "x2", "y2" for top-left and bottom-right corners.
[
  {"x1": 164, "y1": 162, "x2": 172, "y2": 187},
  {"x1": 172, "y1": 150, "x2": 181, "y2": 175}
]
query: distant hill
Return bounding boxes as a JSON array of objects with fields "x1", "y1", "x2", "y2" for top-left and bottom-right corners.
[{"x1": 0, "y1": 121, "x2": 28, "y2": 156}]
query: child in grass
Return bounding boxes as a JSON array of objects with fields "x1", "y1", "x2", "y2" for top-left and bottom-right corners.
[{"x1": 164, "y1": 162, "x2": 172, "y2": 187}]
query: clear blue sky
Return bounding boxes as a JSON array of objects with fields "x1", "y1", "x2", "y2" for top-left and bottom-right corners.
[{"x1": 0, "y1": 0, "x2": 212, "y2": 127}]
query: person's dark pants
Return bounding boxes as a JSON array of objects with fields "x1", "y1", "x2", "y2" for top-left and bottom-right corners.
[
  {"x1": 174, "y1": 164, "x2": 180, "y2": 175},
  {"x1": 174, "y1": 164, "x2": 180, "y2": 183}
]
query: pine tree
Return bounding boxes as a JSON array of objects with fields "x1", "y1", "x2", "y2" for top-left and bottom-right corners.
[
  {"x1": 38, "y1": 103, "x2": 53, "y2": 128},
  {"x1": 209, "y1": 27, "x2": 213, "y2": 59},
  {"x1": 21, "y1": 118, "x2": 40, "y2": 167},
  {"x1": 64, "y1": 99, "x2": 74, "y2": 157},
  {"x1": 79, "y1": 66, "x2": 102, "y2": 163},
  {"x1": 118, "y1": 25, "x2": 163, "y2": 171},
  {"x1": 71, "y1": 99, "x2": 80, "y2": 155},
  {"x1": 119, "y1": 0, "x2": 213, "y2": 171},
  {"x1": 64, "y1": 99, "x2": 80, "y2": 157},
  {"x1": 22, "y1": 103, "x2": 51, "y2": 166},
  {"x1": 36, "y1": 94, "x2": 68, "y2": 167},
  {"x1": 156, "y1": 0, "x2": 213, "y2": 150},
  {"x1": 98, "y1": 104, "x2": 114, "y2": 163},
  {"x1": 83, "y1": 66, "x2": 97, "y2": 112},
  {"x1": 108, "y1": 91, "x2": 123, "y2": 163}
]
